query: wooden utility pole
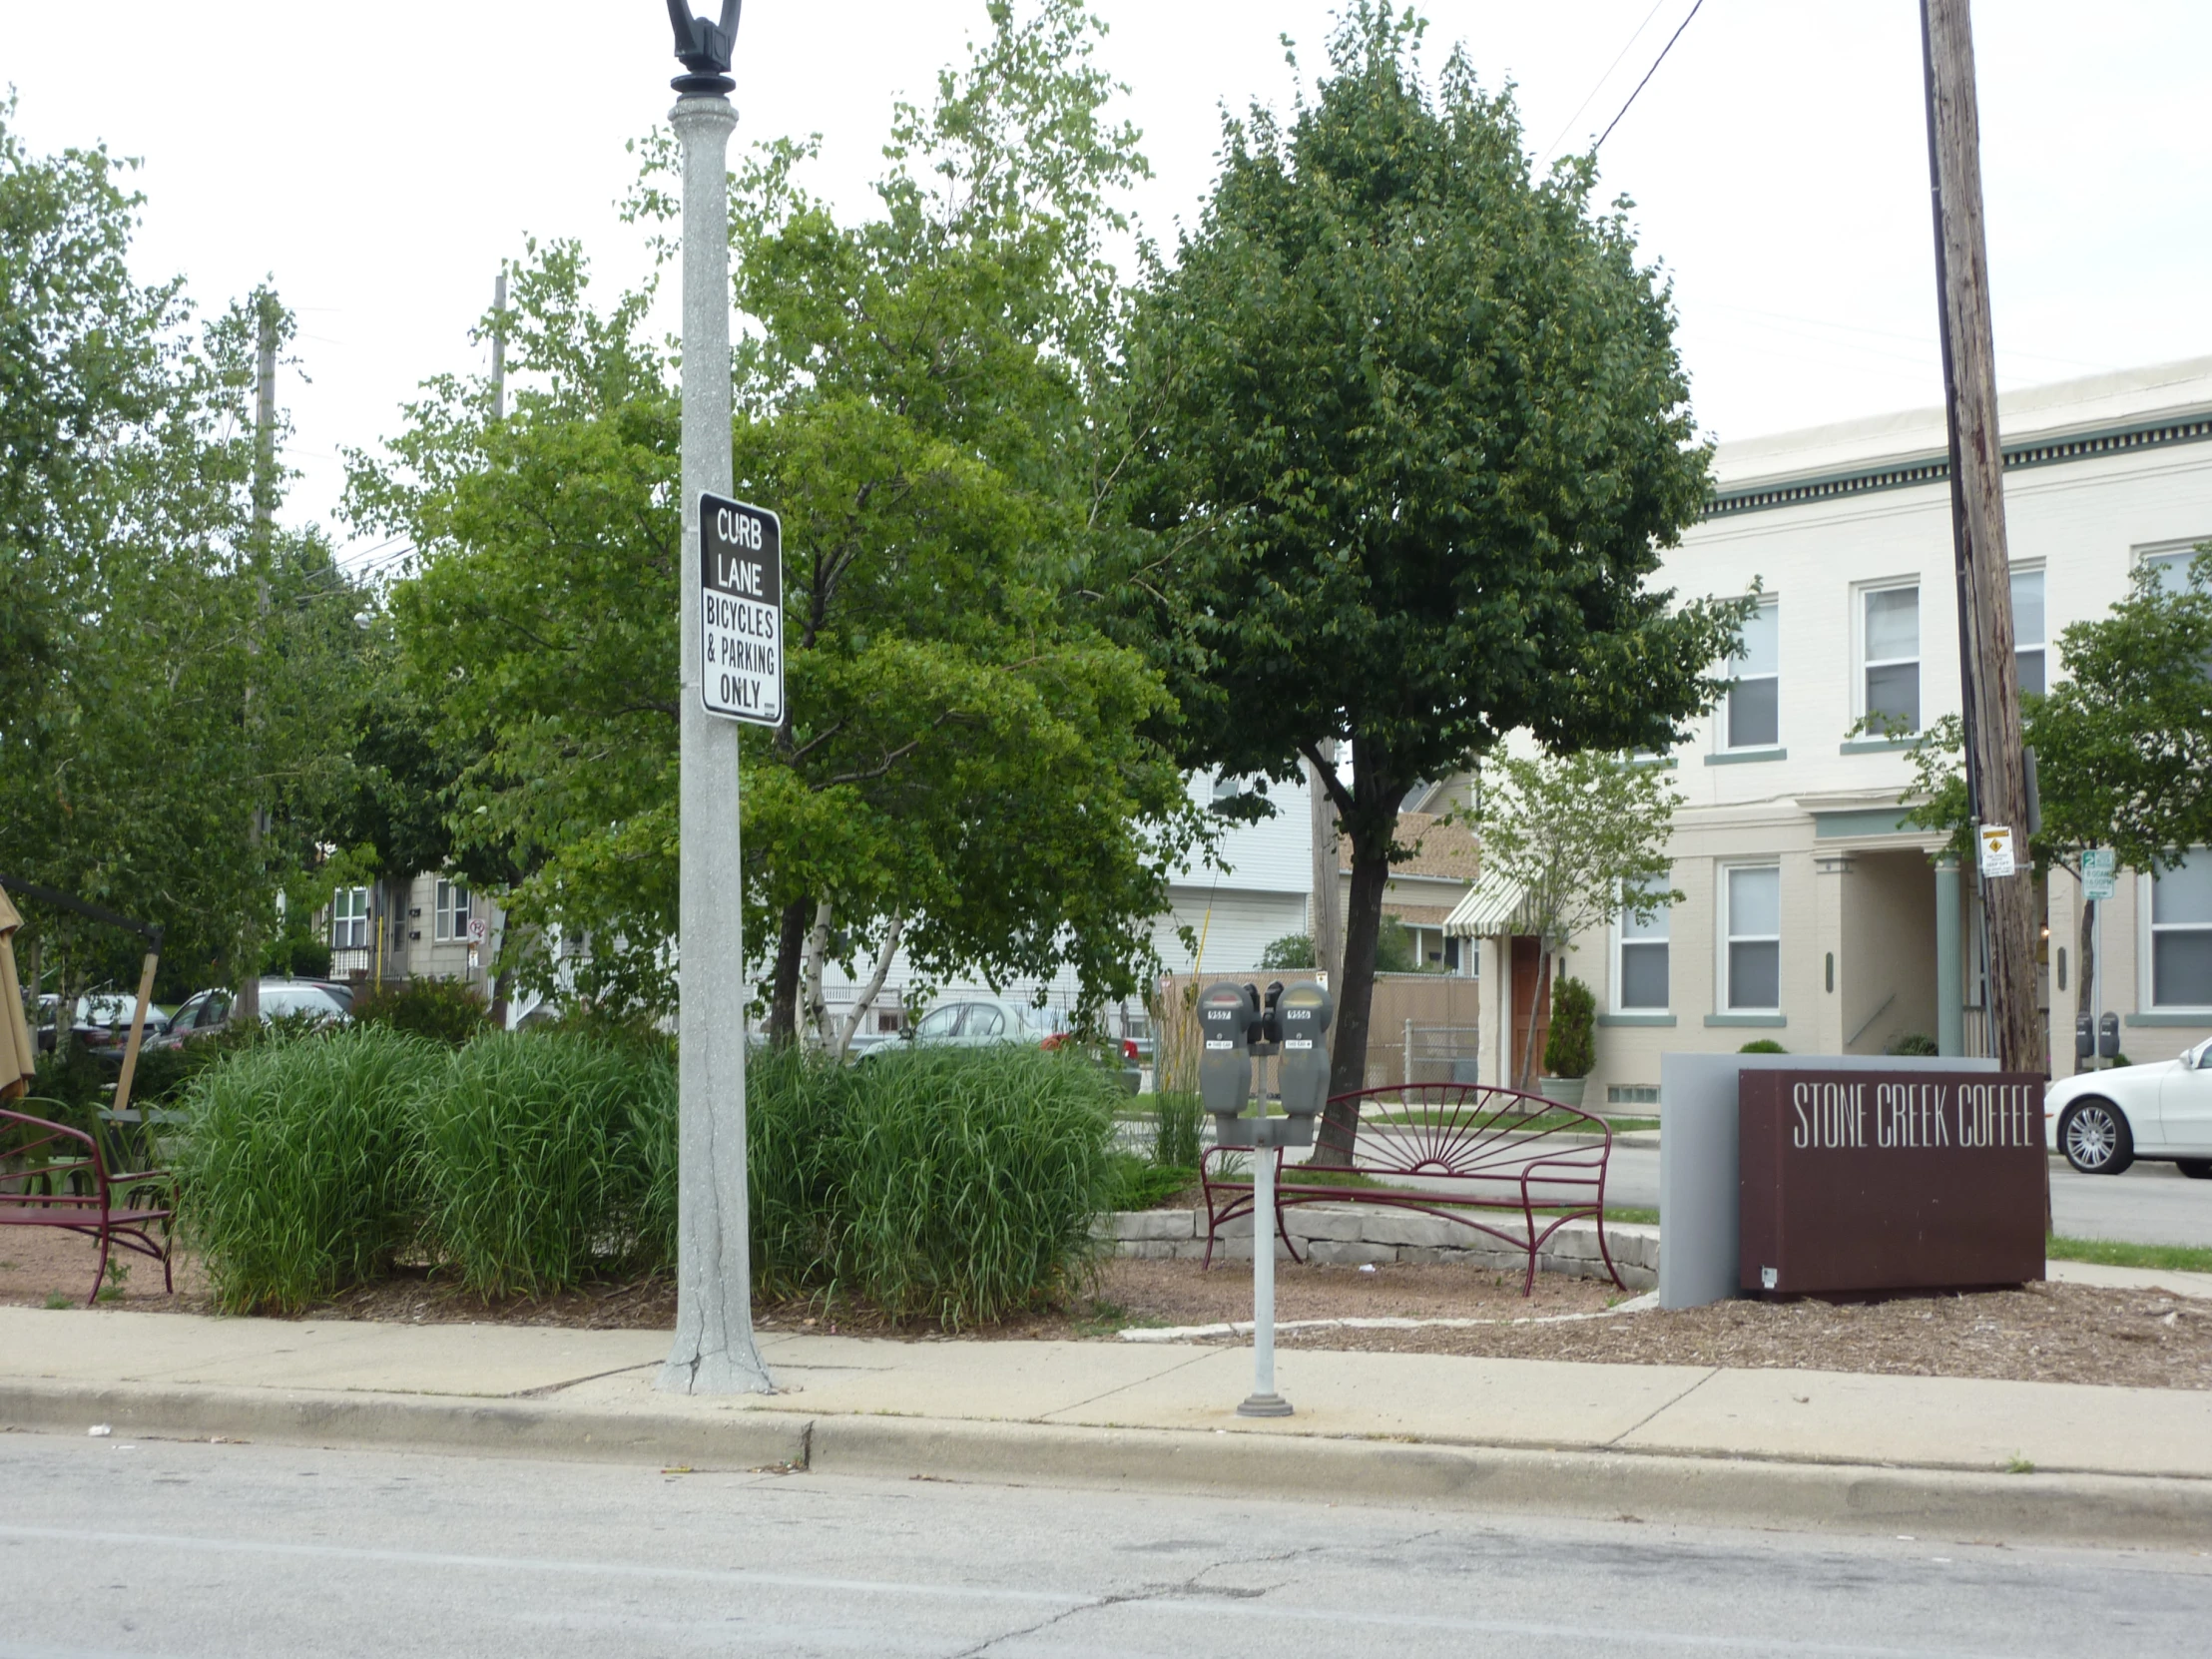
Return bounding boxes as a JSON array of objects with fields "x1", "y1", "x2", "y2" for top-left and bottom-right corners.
[
  {"x1": 1920, "y1": 0, "x2": 2042, "y2": 1073},
  {"x1": 1309, "y1": 738, "x2": 1342, "y2": 984},
  {"x1": 237, "y1": 294, "x2": 279, "y2": 1029}
]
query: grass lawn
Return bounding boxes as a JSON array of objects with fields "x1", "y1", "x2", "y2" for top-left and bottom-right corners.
[{"x1": 2046, "y1": 1235, "x2": 2212, "y2": 1275}]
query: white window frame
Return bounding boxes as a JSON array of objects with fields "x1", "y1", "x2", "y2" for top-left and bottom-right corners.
[
  {"x1": 434, "y1": 879, "x2": 471, "y2": 943},
  {"x1": 2142, "y1": 854, "x2": 2212, "y2": 1014},
  {"x1": 330, "y1": 886, "x2": 369, "y2": 950},
  {"x1": 1613, "y1": 879, "x2": 1671, "y2": 1013},
  {"x1": 2009, "y1": 562, "x2": 2046, "y2": 701},
  {"x1": 1723, "y1": 595, "x2": 1780, "y2": 752},
  {"x1": 2138, "y1": 536, "x2": 2209, "y2": 594},
  {"x1": 1719, "y1": 862, "x2": 1783, "y2": 1013},
  {"x1": 1856, "y1": 579, "x2": 1923, "y2": 736}
]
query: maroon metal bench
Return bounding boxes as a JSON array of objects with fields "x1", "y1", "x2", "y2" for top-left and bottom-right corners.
[
  {"x1": 1199, "y1": 1082, "x2": 1626, "y2": 1295},
  {"x1": 1, "y1": 1107, "x2": 175, "y2": 1306}
]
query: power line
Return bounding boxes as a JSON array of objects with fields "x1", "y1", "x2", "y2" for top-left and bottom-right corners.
[
  {"x1": 1540, "y1": 0, "x2": 1667, "y2": 161},
  {"x1": 1594, "y1": 0, "x2": 1704, "y2": 153}
]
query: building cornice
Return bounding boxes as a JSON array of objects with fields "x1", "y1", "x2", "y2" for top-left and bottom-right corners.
[{"x1": 1705, "y1": 410, "x2": 2212, "y2": 521}]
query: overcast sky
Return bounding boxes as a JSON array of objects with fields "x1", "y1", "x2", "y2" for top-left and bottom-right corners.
[{"x1": 9, "y1": 1, "x2": 2210, "y2": 566}]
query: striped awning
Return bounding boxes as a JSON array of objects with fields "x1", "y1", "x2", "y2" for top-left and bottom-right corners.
[{"x1": 1442, "y1": 869, "x2": 1533, "y2": 938}]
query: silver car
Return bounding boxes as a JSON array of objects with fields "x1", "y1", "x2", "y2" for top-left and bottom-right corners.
[{"x1": 903, "y1": 997, "x2": 1071, "y2": 1051}]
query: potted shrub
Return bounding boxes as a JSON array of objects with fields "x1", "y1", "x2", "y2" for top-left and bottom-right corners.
[{"x1": 1539, "y1": 975, "x2": 1595, "y2": 1107}]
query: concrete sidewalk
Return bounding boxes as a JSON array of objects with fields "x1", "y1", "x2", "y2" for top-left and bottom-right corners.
[{"x1": 5, "y1": 1305, "x2": 2210, "y2": 1548}]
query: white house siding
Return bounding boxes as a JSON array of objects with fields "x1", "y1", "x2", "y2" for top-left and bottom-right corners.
[{"x1": 1571, "y1": 359, "x2": 2212, "y2": 1109}]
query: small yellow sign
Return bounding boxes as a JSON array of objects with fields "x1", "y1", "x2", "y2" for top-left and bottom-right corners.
[{"x1": 1978, "y1": 824, "x2": 2015, "y2": 877}]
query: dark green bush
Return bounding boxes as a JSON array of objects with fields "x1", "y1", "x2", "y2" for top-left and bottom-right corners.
[
  {"x1": 352, "y1": 976, "x2": 491, "y2": 1048},
  {"x1": 1543, "y1": 976, "x2": 1596, "y2": 1078},
  {"x1": 1738, "y1": 1038, "x2": 1789, "y2": 1054},
  {"x1": 418, "y1": 1032, "x2": 672, "y2": 1297},
  {"x1": 1107, "y1": 1152, "x2": 1199, "y2": 1212},
  {"x1": 1887, "y1": 1031, "x2": 1939, "y2": 1057},
  {"x1": 174, "y1": 1025, "x2": 446, "y2": 1313}
]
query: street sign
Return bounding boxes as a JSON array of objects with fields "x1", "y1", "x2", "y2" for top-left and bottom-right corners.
[
  {"x1": 1977, "y1": 824, "x2": 2015, "y2": 878},
  {"x1": 466, "y1": 916, "x2": 488, "y2": 945},
  {"x1": 2080, "y1": 846, "x2": 2116, "y2": 901},
  {"x1": 699, "y1": 492, "x2": 784, "y2": 726}
]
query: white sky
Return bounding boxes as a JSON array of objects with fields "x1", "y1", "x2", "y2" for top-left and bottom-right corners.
[{"x1": 8, "y1": 1, "x2": 2210, "y2": 567}]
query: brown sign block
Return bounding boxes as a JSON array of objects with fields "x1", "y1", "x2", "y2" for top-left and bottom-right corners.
[{"x1": 1739, "y1": 1069, "x2": 2045, "y2": 1297}]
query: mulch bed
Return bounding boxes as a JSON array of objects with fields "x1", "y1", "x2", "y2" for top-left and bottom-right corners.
[{"x1": 7, "y1": 1231, "x2": 2209, "y2": 1391}]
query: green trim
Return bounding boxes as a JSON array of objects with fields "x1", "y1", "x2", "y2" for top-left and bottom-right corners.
[
  {"x1": 1705, "y1": 747, "x2": 1787, "y2": 767},
  {"x1": 2123, "y1": 1011, "x2": 2212, "y2": 1027},
  {"x1": 1704, "y1": 412, "x2": 2212, "y2": 520},
  {"x1": 1839, "y1": 737, "x2": 1917, "y2": 755},
  {"x1": 1814, "y1": 807, "x2": 1914, "y2": 839},
  {"x1": 1705, "y1": 1012, "x2": 1787, "y2": 1027},
  {"x1": 1598, "y1": 1012, "x2": 1677, "y2": 1027}
]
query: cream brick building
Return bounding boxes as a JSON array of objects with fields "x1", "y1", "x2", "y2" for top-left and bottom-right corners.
[{"x1": 1460, "y1": 358, "x2": 2212, "y2": 1108}]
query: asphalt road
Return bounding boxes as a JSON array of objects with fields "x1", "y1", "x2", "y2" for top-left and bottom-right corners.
[
  {"x1": 6, "y1": 1436, "x2": 2208, "y2": 1659},
  {"x1": 1600, "y1": 1145, "x2": 2212, "y2": 1248}
]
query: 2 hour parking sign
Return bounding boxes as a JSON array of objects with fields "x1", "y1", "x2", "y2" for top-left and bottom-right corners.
[{"x1": 699, "y1": 493, "x2": 784, "y2": 726}]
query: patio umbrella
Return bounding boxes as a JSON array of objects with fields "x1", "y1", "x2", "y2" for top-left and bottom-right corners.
[{"x1": 0, "y1": 885, "x2": 34, "y2": 1102}]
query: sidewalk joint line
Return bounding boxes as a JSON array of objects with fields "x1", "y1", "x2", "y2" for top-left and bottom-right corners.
[{"x1": 1604, "y1": 1366, "x2": 1721, "y2": 1448}]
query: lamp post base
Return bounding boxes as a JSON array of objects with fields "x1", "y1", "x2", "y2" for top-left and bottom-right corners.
[{"x1": 1237, "y1": 1391, "x2": 1295, "y2": 1418}]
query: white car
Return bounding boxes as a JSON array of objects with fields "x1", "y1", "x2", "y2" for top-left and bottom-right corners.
[{"x1": 2044, "y1": 1038, "x2": 2212, "y2": 1178}]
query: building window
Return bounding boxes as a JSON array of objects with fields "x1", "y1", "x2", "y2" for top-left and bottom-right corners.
[
  {"x1": 2011, "y1": 566, "x2": 2045, "y2": 699},
  {"x1": 1726, "y1": 597, "x2": 1779, "y2": 749},
  {"x1": 2145, "y1": 547, "x2": 2200, "y2": 593},
  {"x1": 330, "y1": 887, "x2": 369, "y2": 950},
  {"x1": 435, "y1": 880, "x2": 471, "y2": 942},
  {"x1": 1725, "y1": 864, "x2": 1782, "y2": 1011},
  {"x1": 2151, "y1": 853, "x2": 2212, "y2": 1009},
  {"x1": 1616, "y1": 881, "x2": 1671, "y2": 1010},
  {"x1": 1863, "y1": 584, "x2": 1921, "y2": 734}
]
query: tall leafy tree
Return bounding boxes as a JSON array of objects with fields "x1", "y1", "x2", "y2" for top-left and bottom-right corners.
[
  {"x1": 1907, "y1": 546, "x2": 2212, "y2": 1030},
  {"x1": 350, "y1": 1, "x2": 1199, "y2": 1038},
  {"x1": 1114, "y1": 6, "x2": 1743, "y2": 1137},
  {"x1": 0, "y1": 101, "x2": 361, "y2": 1018}
]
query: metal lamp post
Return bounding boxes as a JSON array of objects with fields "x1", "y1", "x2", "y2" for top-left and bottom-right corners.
[{"x1": 657, "y1": 0, "x2": 772, "y2": 1396}]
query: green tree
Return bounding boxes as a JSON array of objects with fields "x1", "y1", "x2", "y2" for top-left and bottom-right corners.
[
  {"x1": 1114, "y1": 8, "x2": 1742, "y2": 1145},
  {"x1": 0, "y1": 101, "x2": 361, "y2": 1027},
  {"x1": 1907, "y1": 546, "x2": 2212, "y2": 1029},
  {"x1": 1471, "y1": 751, "x2": 1681, "y2": 1088},
  {"x1": 349, "y1": 2, "x2": 1200, "y2": 1043}
]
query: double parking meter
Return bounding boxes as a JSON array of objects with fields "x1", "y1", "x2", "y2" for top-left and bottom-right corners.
[
  {"x1": 1196, "y1": 977, "x2": 1333, "y2": 1148},
  {"x1": 2073, "y1": 1011, "x2": 2121, "y2": 1064}
]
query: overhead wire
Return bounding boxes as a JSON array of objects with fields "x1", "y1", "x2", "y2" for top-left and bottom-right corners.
[
  {"x1": 1539, "y1": 0, "x2": 1668, "y2": 162},
  {"x1": 1593, "y1": 0, "x2": 1705, "y2": 153}
]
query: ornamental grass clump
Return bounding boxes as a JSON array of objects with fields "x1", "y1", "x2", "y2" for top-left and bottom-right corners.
[
  {"x1": 417, "y1": 1031, "x2": 673, "y2": 1297},
  {"x1": 824, "y1": 1046, "x2": 1117, "y2": 1328},
  {"x1": 174, "y1": 1025, "x2": 445, "y2": 1314}
]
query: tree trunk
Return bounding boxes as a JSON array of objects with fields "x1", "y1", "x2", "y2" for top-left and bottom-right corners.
[
  {"x1": 1318, "y1": 798, "x2": 1403, "y2": 1161},
  {"x1": 828, "y1": 911, "x2": 903, "y2": 1064},
  {"x1": 765, "y1": 897, "x2": 808, "y2": 1047},
  {"x1": 1517, "y1": 943, "x2": 1555, "y2": 1093},
  {"x1": 802, "y1": 898, "x2": 833, "y2": 1050}
]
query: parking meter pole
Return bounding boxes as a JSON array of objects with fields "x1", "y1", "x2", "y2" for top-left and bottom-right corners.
[
  {"x1": 1240, "y1": 1129, "x2": 1292, "y2": 1416},
  {"x1": 658, "y1": 70, "x2": 771, "y2": 1396}
]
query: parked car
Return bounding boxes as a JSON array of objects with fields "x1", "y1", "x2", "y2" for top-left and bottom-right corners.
[
  {"x1": 894, "y1": 996, "x2": 1072, "y2": 1053},
  {"x1": 2045, "y1": 1038, "x2": 2212, "y2": 1177},
  {"x1": 149, "y1": 979, "x2": 350, "y2": 1049},
  {"x1": 33, "y1": 992, "x2": 172, "y2": 1054}
]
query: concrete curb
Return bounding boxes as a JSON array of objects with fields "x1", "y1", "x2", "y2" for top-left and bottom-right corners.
[{"x1": 6, "y1": 1377, "x2": 2208, "y2": 1550}]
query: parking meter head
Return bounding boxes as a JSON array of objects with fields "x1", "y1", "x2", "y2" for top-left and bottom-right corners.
[
  {"x1": 2076, "y1": 1013, "x2": 2094, "y2": 1061},
  {"x1": 2097, "y1": 1011, "x2": 2120, "y2": 1059},
  {"x1": 1198, "y1": 980, "x2": 1257, "y2": 1117},
  {"x1": 1276, "y1": 980, "x2": 1336, "y2": 1121},
  {"x1": 1261, "y1": 981, "x2": 1286, "y2": 1045}
]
